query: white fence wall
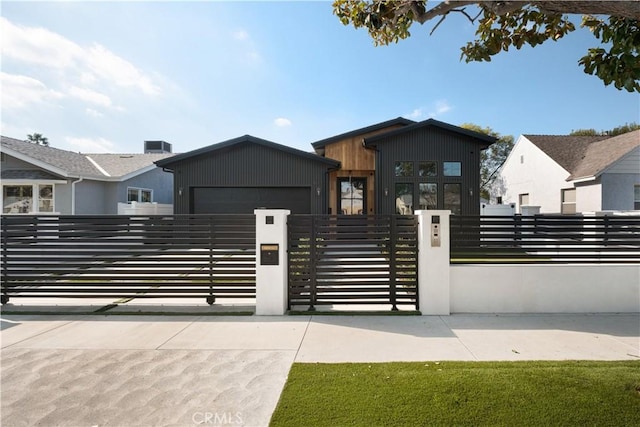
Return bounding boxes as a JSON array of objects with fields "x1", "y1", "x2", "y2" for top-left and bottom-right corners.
[
  {"x1": 450, "y1": 264, "x2": 640, "y2": 313},
  {"x1": 117, "y1": 202, "x2": 173, "y2": 215}
]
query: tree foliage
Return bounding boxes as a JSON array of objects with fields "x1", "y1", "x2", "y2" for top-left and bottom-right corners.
[
  {"x1": 26, "y1": 133, "x2": 49, "y2": 147},
  {"x1": 460, "y1": 123, "x2": 514, "y2": 200},
  {"x1": 570, "y1": 121, "x2": 640, "y2": 136},
  {"x1": 333, "y1": 1, "x2": 640, "y2": 92}
]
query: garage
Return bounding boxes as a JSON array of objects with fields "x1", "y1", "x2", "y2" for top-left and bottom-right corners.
[
  {"x1": 156, "y1": 135, "x2": 340, "y2": 215},
  {"x1": 192, "y1": 187, "x2": 311, "y2": 214}
]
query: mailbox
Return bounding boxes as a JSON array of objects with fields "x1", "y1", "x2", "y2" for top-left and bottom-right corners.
[
  {"x1": 431, "y1": 215, "x2": 441, "y2": 247},
  {"x1": 260, "y1": 244, "x2": 279, "y2": 265}
]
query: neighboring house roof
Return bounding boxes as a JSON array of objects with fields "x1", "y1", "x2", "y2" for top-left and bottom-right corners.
[
  {"x1": 311, "y1": 117, "x2": 415, "y2": 150},
  {"x1": 524, "y1": 130, "x2": 640, "y2": 181},
  {"x1": 156, "y1": 135, "x2": 341, "y2": 169},
  {"x1": 364, "y1": 118, "x2": 497, "y2": 146},
  {"x1": 1, "y1": 135, "x2": 174, "y2": 181}
]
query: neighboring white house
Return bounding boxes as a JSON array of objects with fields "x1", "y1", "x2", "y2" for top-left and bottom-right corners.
[
  {"x1": 497, "y1": 130, "x2": 640, "y2": 214},
  {"x1": 1, "y1": 136, "x2": 175, "y2": 215}
]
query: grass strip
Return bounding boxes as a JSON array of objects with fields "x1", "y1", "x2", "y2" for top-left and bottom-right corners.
[{"x1": 270, "y1": 361, "x2": 640, "y2": 427}]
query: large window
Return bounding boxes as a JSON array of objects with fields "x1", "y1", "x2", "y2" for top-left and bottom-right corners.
[
  {"x1": 395, "y1": 161, "x2": 413, "y2": 177},
  {"x1": 339, "y1": 178, "x2": 365, "y2": 215},
  {"x1": 635, "y1": 185, "x2": 640, "y2": 210},
  {"x1": 395, "y1": 183, "x2": 414, "y2": 215},
  {"x1": 419, "y1": 183, "x2": 437, "y2": 210},
  {"x1": 3, "y1": 184, "x2": 54, "y2": 214},
  {"x1": 443, "y1": 183, "x2": 461, "y2": 215},
  {"x1": 127, "y1": 187, "x2": 153, "y2": 203},
  {"x1": 561, "y1": 188, "x2": 576, "y2": 214},
  {"x1": 418, "y1": 161, "x2": 437, "y2": 177},
  {"x1": 443, "y1": 161, "x2": 461, "y2": 177}
]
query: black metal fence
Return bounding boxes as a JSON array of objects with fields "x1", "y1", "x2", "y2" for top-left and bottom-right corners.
[
  {"x1": 450, "y1": 214, "x2": 640, "y2": 264},
  {"x1": 1, "y1": 215, "x2": 256, "y2": 304},
  {"x1": 288, "y1": 215, "x2": 419, "y2": 311}
]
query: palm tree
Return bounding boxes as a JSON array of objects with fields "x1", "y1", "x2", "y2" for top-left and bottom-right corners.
[{"x1": 26, "y1": 133, "x2": 49, "y2": 147}]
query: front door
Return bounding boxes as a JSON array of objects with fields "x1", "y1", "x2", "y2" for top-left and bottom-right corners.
[{"x1": 338, "y1": 177, "x2": 366, "y2": 215}]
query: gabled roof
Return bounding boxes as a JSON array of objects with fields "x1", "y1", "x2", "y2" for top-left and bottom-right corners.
[
  {"x1": 311, "y1": 117, "x2": 415, "y2": 151},
  {"x1": 363, "y1": 118, "x2": 497, "y2": 147},
  {"x1": 1, "y1": 135, "x2": 173, "y2": 181},
  {"x1": 155, "y1": 135, "x2": 340, "y2": 169},
  {"x1": 524, "y1": 134, "x2": 609, "y2": 175},
  {"x1": 524, "y1": 131, "x2": 640, "y2": 181}
]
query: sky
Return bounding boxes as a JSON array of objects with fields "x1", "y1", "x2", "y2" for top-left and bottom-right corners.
[{"x1": 1, "y1": 1, "x2": 639, "y2": 154}]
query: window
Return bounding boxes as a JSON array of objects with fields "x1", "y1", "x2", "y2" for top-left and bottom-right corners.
[
  {"x1": 395, "y1": 161, "x2": 413, "y2": 177},
  {"x1": 38, "y1": 185, "x2": 54, "y2": 212},
  {"x1": 339, "y1": 178, "x2": 365, "y2": 215},
  {"x1": 635, "y1": 185, "x2": 640, "y2": 210},
  {"x1": 127, "y1": 187, "x2": 153, "y2": 203},
  {"x1": 395, "y1": 183, "x2": 413, "y2": 215},
  {"x1": 519, "y1": 193, "x2": 530, "y2": 207},
  {"x1": 561, "y1": 188, "x2": 576, "y2": 214},
  {"x1": 418, "y1": 161, "x2": 437, "y2": 177},
  {"x1": 2, "y1": 183, "x2": 55, "y2": 214},
  {"x1": 443, "y1": 161, "x2": 461, "y2": 177},
  {"x1": 419, "y1": 183, "x2": 437, "y2": 210},
  {"x1": 3, "y1": 185, "x2": 33, "y2": 213},
  {"x1": 444, "y1": 183, "x2": 461, "y2": 215}
]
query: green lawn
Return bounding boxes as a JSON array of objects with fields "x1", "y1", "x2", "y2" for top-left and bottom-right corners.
[{"x1": 270, "y1": 361, "x2": 640, "y2": 426}]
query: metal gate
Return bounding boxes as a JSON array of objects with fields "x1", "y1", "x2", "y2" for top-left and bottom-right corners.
[
  {"x1": 288, "y1": 215, "x2": 419, "y2": 311},
  {"x1": 1, "y1": 215, "x2": 256, "y2": 304}
]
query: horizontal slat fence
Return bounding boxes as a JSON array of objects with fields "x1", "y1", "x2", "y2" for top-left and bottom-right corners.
[
  {"x1": 1, "y1": 215, "x2": 256, "y2": 304},
  {"x1": 288, "y1": 215, "x2": 418, "y2": 311},
  {"x1": 450, "y1": 214, "x2": 640, "y2": 264}
]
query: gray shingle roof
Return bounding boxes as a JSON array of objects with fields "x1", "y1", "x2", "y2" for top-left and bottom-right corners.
[
  {"x1": 1, "y1": 136, "x2": 175, "y2": 180},
  {"x1": 88, "y1": 153, "x2": 175, "y2": 177},
  {"x1": 525, "y1": 131, "x2": 640, "y2": 180}
]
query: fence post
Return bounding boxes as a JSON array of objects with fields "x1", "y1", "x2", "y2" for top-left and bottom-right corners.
[
  {"x1": 254, "y1": 209, "x2": 290, "y2": 315},
  {"x1": 416, "y1": 210, "x2": 451, "y2": 315}
]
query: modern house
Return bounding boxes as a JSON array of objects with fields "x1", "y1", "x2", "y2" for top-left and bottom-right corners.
[
  {"x1": 498, "y1": 130, "x2": 640, "y2": 213},
  {"x1": 314, "y1": 118, "x2": 496, "y2": 215},
  {"x1": 155, "y1": 135, "x2": 341, "y2": 214},
  {"x1": 157, "y1": 118, "x2": 496, "y2": 215},
  {"x1": 1, "y1": 136, "x2": 174, "y2": 215}
]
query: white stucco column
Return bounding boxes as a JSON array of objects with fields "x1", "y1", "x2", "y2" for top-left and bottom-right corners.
[
  {"x1": 416, "y1": 210, "x2": 451, "y2": 315},
  {"x1": 254, "y1": 209, "x2": 290, "y2": 315}
]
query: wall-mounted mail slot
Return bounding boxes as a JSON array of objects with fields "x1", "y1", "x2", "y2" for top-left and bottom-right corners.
[{"x1": 260, "y1": 244, "x2": 279, "y2": 265}]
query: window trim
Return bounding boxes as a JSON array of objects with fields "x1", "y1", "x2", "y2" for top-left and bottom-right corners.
[
  {"x1": 2, "y1": 181, "x2": 58, "y2": 214},
  {"x1": 127, "y1": 187, "x2": 153, "y2": 203}
]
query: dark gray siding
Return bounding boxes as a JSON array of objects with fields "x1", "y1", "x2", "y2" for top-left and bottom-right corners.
[
  {"x1": 169, "y1": 143, "x2": 331, "y2": 214},
  {"x1": 373, "y1": 126, "x2": 487, "y2": 215}
]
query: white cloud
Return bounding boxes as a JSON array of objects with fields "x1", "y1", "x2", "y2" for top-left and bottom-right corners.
[
  {"x1": 433, "y1": 100, "x2": 452, "y2": 115},
  {"x1": 86, "y1": 44, "x2": 161, "y2": 96},
  {"x1": 1, "y1": 17, "x2": 162, "y2": 97},
  {"x1": 274, "y1": 117, "x2": 292, "y2": 127},
  {"x1": 405, "y1": 100, "x2": 453, "y2": 121},
  {"x1": 0, "y1": 17, "x2": 83, "y2": 69},
  {"x1": 69, "y1": 86, "x2": 112, "y2": 107},
  {"x1": 407, "y1": 108, "x2": 424, "y2": 120},
  {"x1": 233, "y1": 29, "x2": 250, "y2": 41},
  {"x1": 85, "y1": 108, "x2": 104, "y2": 118},
  {"x1": 0, "y1": 72, "x2": 64, "y2": 109},
  {"x1": 65, "y1": 136, "x2": 115, "y2": 153}
]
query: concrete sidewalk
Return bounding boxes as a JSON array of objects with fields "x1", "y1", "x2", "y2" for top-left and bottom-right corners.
[{"x1": 2, "y1": 313, "x2": 639, "y2": 426}]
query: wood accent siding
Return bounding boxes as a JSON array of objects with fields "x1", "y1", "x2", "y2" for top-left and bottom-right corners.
[{"x1": 323, "y1": 124, "x2": 405, "y2": 214}]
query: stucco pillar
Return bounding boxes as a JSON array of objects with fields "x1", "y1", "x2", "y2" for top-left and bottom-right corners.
[
  {"x1": 254, "y1": 209, "x2": 290, "y2": 315},
  {"x1": 416, "y1": 210, "x2": 451, "y2": 315}
]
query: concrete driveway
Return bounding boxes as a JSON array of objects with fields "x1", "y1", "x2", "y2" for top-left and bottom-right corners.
[{"x1": 1, "y1": 313, "x2": 639, "y2": 426}]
